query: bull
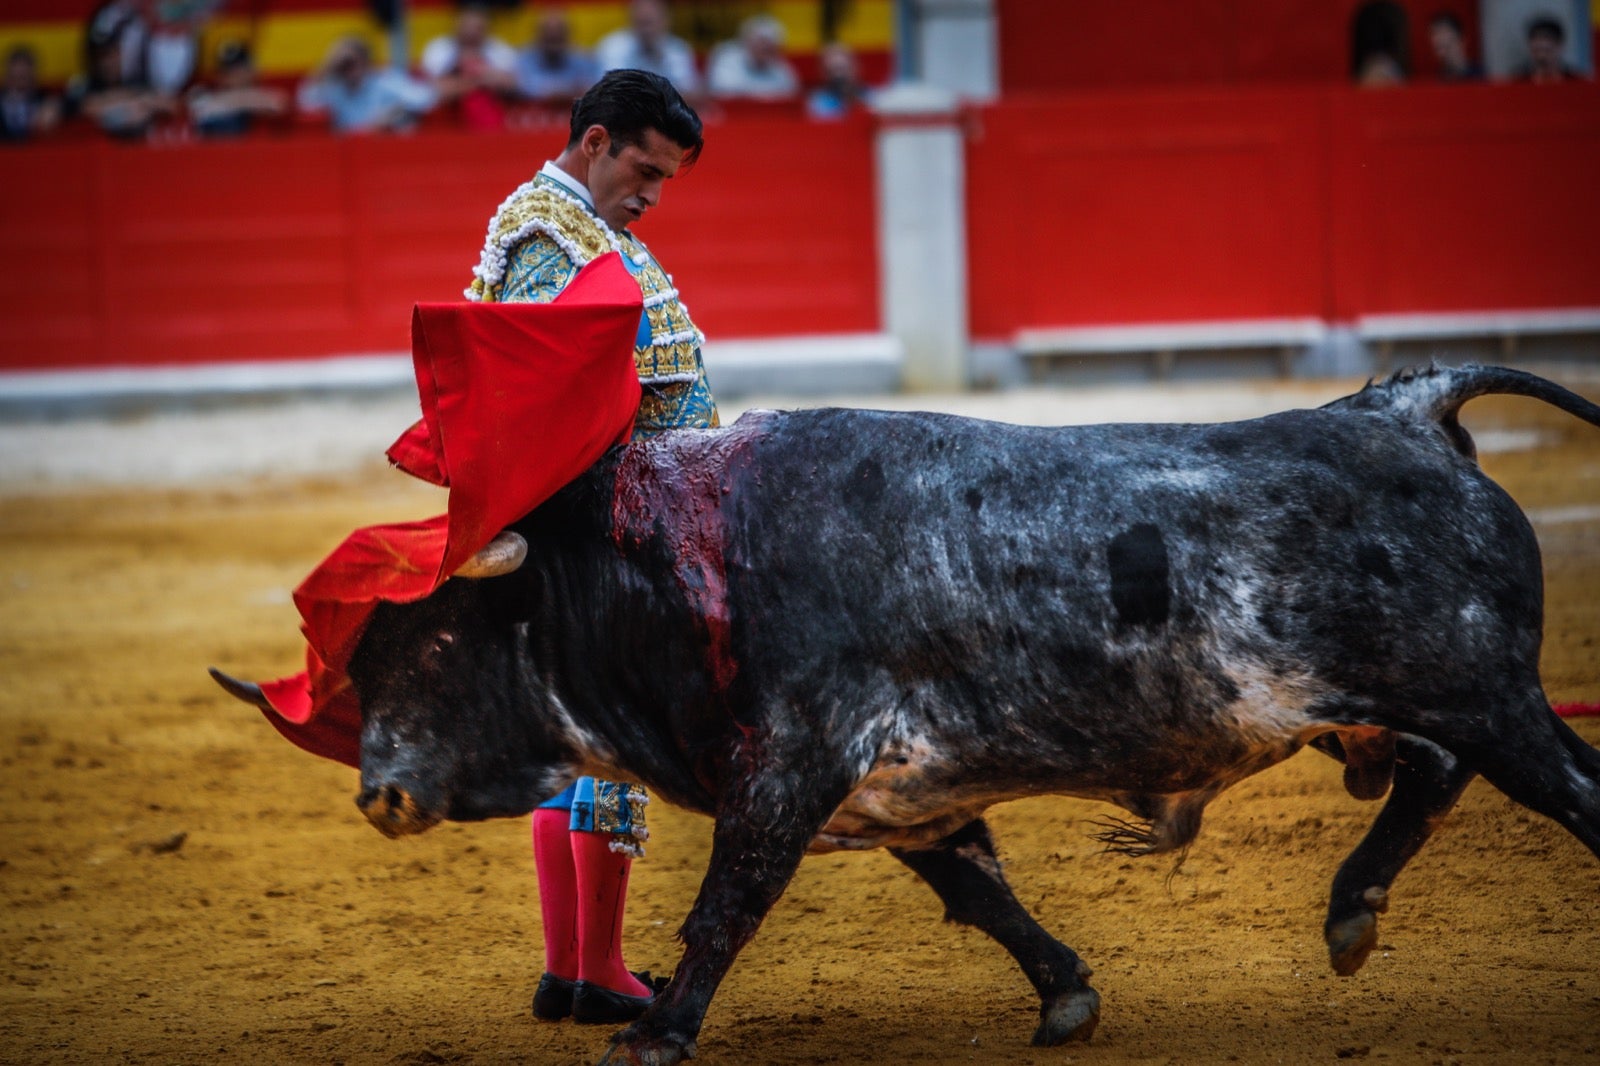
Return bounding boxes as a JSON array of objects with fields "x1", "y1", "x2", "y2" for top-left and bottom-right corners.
[{"x1": 214, "y1": 364, "x2": 1600, "y2": 1066}]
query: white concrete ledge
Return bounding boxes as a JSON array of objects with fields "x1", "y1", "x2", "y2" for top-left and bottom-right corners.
[
  {"x1": 0, "y1": 334, "x2": 906, "y2": 417},
  {"x1": 1356, "y1": 308, "x2": 1600, "y2": 341},
  {"x1": 1017, "y1": 318, "x2": 1329, "y2": 355},
  {"x1": 703, "y1": 332, "x2": 904, "y2": 396},
  {"x1": 0, "y1": 353, "x2": 413, "y2": 406},
  {"x1": 702, "y1": 332, "x2": 903, "y2": 368},
  {"x1": 1016, "y1": 318, "x2": 1328, "y2": 380}
]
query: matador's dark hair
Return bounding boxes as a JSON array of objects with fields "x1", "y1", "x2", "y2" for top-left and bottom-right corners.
[{"x1": 567, "y1": 69, "x2": 703, "y2": 166}]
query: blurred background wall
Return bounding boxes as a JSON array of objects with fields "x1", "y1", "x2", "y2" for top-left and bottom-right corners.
[{"x1": 1, "y1": 0, "x2": 1595, "y2": 391}]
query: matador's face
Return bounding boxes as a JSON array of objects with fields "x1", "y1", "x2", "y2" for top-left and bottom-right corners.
[{"x1": 586, "y1": 126, "x2": 685, "y2": 231}]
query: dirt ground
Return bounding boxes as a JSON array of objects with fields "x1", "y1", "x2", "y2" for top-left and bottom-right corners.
[{"x1": 2, "y1": 382, "x2": 1597, "y2": 1066}]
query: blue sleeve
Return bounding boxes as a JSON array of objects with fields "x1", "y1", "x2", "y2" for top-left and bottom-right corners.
[{"x1": 501, "y1": 233, "x2": 580, "y2": 304}]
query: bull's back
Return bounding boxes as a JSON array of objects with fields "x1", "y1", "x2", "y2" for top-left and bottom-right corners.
[{"x1": 714, "y1": 407, "x2": 1541, "y2": 738}]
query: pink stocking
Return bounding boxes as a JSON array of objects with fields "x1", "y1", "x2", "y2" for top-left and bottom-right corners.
[
  {"x1": 571, "y1": 829, "x2": 650, "y2": 997},
  {"x1": 532, "y1": 809, "x2": 579, "y2": 980}
]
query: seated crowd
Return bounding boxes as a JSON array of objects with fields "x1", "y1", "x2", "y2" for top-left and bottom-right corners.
[
  {"x1": 1354, "y1": 11, "x2": 1588, "y2": 88},
  {"x1": 8, "y1": 1, "x2": 1590, "y2": 145},
  {"x1": 3, "y1": 0, "x2": 878, "y2": 145}
]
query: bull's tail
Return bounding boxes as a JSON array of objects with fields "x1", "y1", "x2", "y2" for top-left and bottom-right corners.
[{"x1": 1325, "y1": 362, "x2": 1600, "y2": 458}]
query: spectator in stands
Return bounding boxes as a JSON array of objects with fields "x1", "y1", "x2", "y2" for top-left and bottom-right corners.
[
  {"x1": 1427, "y1": 11, "x2": 1484, "y2": 81},
  {"x1": 707, "y1": 14, "x2": 797, "y2": 100},
  {"x1": 516, "y1": 10, "x2": 601, "y2": 104},
  {"x1": 2, "y1": 45, "x2": 63, "y2": 143},
  {"x1": 1517, "y1": 16, "x2": 1583, "y2": 83},
  {"x1": 144, "y1": 0, "x2": 222, "y2": 97},
  {"x1": 420, "y1": 2, "x2": 518, "y2": 129},
  {"x1": 187, "y1": 40, "x2": 288, "y2": 138},
  {"x1": 595, "y1": 0, "x2": 701, "y2": 96},
  {"x1": 85, "y1": 0, "x2": 150, "y2": 85},
  {"x1": 69, "y1": 24, "x2": 176, "y2": 140},
  {"x1": 806, "y1": 41, "x2": 871, "y2": 119},
  {"x1": 1354, "y1": 51, "x2": 1406, "y2": 87},
  {"x1": 299, "y1": 36, "x2": 437, "y2": 134}
]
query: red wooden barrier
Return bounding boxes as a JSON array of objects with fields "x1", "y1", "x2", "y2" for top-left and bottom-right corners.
[
  {"x1": 965, "y1": 88, "x2": 1330, "y2": 338},
  {"x1": 6, "y1": 84, "x2": 1596, "y2": 371},
  {"x1": 966, "y1": 82, "x2": 1600, "y2": 341},
  {"x1": 993, "y1": 0, "x2": 1516, "y2": 91},
  {"x1": 0, "y1": 114, "x2": 879, "y2": 370},
  {"x1": 1326, "y1": 82, "x2": 1600, "y2": 319}
]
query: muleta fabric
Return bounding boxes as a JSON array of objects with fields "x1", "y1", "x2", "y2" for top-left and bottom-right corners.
[
  {"x1": 465, "y1": 171, "x2": 720, "y2": 438},
  {"x1": 250, "y1": 257, "x2": 645, "y2": 777}
]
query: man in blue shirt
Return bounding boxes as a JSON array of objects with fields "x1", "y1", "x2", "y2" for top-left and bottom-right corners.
[
  {"x1": 298, "y1": 36, "x2": 436, "y2": 133},
  {"x1": 516, "y1": 10, "x2": 601, "y2": 104}
]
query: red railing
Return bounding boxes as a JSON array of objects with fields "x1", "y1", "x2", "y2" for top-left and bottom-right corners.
[
  {"x1": 0, "y1": 110, "x2": 879, "y2": 370},
  {"x1": 966, "y1": 82, "x2": 1600, "y2": 339},
  {"x1": 5, "y1": 83, "x2": 1596, "y2": 371}
]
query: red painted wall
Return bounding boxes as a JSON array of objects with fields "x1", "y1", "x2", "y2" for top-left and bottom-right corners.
[
  {"x1": 6, "y1": 84, "x2": 1596, "y2": 370},
  {"x1": 1326, "y1": 82, "x2": 1600, "y2": 317},
  {"x1": 966, "y1": 82, "x2": 1600, "y2": 339},
  {"x1": 0, "y1": 114, "x2": 879, "y2": 370},
  {"x1": 996, "y1": 0, "x2": 1484, "y2": 89},
  {"x1": 966, "y1": 87, "x2": 1329, "y2": 335}
]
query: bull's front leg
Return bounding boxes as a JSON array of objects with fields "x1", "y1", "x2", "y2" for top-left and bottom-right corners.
[
  {"x1": 598, "y1": 753, "x2": 851, "y2": 1066},
  {"x1": 892, "y1": 818, "x2": 1099, "y2": 1047},
  {"x1": 1323, "y1": 735, "x2": 1474, "y2": 975}
]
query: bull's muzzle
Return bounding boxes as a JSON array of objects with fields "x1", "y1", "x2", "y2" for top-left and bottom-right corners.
[{"x1": 356, "y1": 783, "x2": 442, "y2": 838}]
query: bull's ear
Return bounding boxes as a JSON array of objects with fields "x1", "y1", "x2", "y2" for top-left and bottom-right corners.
[{"x1": 454, "y1": 531, "x2": 528, "y2": 580}]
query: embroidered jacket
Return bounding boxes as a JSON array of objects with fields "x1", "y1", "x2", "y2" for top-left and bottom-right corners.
[{"x1": 466, "y1": 170, "x2": 719, "y2": 437}]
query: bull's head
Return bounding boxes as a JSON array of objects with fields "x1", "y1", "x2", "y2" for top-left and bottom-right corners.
[
  {"x1": 214, "y1": 533, "x2": 583, "y2": 839},
  {"x1": 347, "y1": 531, "x2": 587, "y2": 837}
]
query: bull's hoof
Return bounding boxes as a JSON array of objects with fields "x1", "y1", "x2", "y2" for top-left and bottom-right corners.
[
  {"x1": 1032, "y1": 987, "x2": 1100, "y2": 1047},
  {"x1": 595, "y1": 1029, "x2": 697, "y2": 1066},
  {"x1": 1326, "y1": 909, "x2": 1378, "y2": 976},
  {"x1": 1327, "y1": 885, "x2": 1388, "y2": 976}
]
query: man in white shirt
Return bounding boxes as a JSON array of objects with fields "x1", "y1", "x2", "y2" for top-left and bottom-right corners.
[
  {"x1": 420, "y1": 4, "x2": 518, "y2": 85},
  {"x1": 707, "y1": 14, "x2": 798, "y2": 100},
  {"x1": 516, "y1": 10, "x2": 601, "y2": 104},
  {"x1": 594, "y1": 0, "x2": 701, "y2": 96},
  {"x1": 419, "y1": 3, "x2": 518, "y2": 127}
]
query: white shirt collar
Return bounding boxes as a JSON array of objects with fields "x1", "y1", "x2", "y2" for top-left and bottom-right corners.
[{"x1": 540, "y1": 160, "x2": 594, "y2": 208}]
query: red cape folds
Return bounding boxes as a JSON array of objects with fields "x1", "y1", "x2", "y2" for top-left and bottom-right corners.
[{"x1": 258, "y1": 253, "x2": 644, "y2": 767}]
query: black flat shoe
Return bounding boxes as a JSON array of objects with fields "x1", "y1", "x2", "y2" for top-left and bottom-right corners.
[
  {"x1": 571, "y1": 979, "x2": 654, "y2": 1025},
  {"x1": 531, "y1": 973, "x2": 577, "y2": 1021}
]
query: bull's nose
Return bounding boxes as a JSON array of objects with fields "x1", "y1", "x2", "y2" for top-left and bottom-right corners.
[{"x1": 355, "y1": 782, "x2": 441, "y2": 838}]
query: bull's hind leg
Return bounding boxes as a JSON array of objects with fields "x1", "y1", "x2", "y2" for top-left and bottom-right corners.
[
  {"x1": 1447, "y1": 694, "x2": 1600, "y2": 859},
  {"x1": 1322, "y1": 735, "x2": 1475, "y2": 975},
  {"x1": 891, "y1": 819, "x2": 1100, "y2": 1047}
]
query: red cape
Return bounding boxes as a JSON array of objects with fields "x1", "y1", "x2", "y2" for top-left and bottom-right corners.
[{"x1": 257, "y1": 253, "x2": 644, "y2": 767}]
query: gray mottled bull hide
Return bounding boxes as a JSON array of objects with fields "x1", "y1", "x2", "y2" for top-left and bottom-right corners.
[{"x1": 216, "y1": 364, "x2": 1600, "y2": 1066}]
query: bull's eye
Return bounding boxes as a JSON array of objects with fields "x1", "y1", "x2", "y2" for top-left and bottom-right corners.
[{"x1": 431, "y1": 632, "x2": 456, "y2": 655}]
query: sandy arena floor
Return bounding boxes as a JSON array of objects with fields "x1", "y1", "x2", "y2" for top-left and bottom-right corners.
[{"x1": 2, "y1": 376, "x2": 1597, "y2": 1065}]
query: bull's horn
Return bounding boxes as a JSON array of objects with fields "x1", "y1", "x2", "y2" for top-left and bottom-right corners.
[
  {"x1": 454, "y1": 531, "x2": 528, "y2": 579},
  {"x1": 208, "y1": 667, "x2": 274, "y2": 711}
]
